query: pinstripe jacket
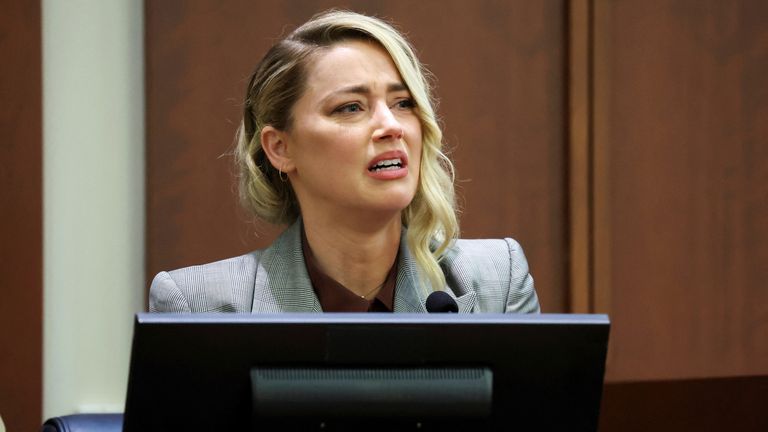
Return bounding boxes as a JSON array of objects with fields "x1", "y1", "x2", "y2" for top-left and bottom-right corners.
[{"x1": 149, "y1": 221, "x2": 540, "y2": 314}]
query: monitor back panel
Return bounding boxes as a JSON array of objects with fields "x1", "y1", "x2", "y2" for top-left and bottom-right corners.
[{"x1": 124, "y1": 313, "x2": 609, "y2": 431}]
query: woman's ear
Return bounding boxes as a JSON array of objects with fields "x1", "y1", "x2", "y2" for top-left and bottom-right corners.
[{"x1": 260, "y1": 125, "x2": 295, "y2": 174}]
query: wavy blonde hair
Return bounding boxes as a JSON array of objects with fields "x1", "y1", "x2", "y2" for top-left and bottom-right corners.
[{"x1": 236, "y1": 10, "x2": 458, "y2": 293}]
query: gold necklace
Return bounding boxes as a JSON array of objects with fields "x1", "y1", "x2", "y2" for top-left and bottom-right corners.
[{"x1": 360, "y1": 281, "x2": 386, "y2": 300}]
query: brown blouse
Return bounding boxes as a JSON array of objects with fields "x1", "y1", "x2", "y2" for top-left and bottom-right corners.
[{"x1": 301, "y1": 230, "x2": 396, "y2": 312}]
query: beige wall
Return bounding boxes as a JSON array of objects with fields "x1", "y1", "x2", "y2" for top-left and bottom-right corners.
[{"x1": 43, "y1": 0, "x2": 145, "y2": 417}]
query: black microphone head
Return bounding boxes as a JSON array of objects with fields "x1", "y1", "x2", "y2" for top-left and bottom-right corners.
[{"x1": 425, "y1": 291, "x2": 459, "y2": 313}]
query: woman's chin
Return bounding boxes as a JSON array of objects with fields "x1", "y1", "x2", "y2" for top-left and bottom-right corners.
[{"x1": 356, "y1": 192, "x2": 415, "y2": 217}]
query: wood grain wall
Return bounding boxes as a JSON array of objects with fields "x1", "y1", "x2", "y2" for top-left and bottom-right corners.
[
  {"x1": 0, "y1": 1, "x2": 43, "y2": 430},
  {"x1": 592, "y1": 0, "x2": 768, "y2": 381},
  {"x1": 145, "y1": 0, "x2": 569, "y2": 312},
  {"x1": 599, "y1": 375, "x2": 768, "y2": 431}
]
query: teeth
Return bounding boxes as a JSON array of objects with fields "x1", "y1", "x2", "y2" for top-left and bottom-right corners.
[{"x1": 370, "y1": 158, "x2": 402, "y2": 171}]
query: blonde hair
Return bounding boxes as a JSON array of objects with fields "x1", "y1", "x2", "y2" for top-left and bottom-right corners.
[{"x1": 236, "y1": 10, "x2": 458, "y2": 293}]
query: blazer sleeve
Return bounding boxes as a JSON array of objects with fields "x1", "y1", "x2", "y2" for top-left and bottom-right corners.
[
  {"x1": 504, "y1": 238, "x2": 540, "y2": 313},
  {"x1": 149, "y1": 271, "x2": 192, "y2": 312}
]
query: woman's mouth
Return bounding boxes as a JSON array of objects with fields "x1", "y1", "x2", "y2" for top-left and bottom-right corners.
[
  {"x1": 368, "y1": 158, "x2": 403, "y2": 172},
  {"x1": 367, "y1": 151, "x2": 409, "y2": 180}
]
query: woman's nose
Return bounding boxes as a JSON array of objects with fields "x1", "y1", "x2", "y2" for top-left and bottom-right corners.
[{"x1": 372, "y1": 103, "x2": 404, "y2": 142}]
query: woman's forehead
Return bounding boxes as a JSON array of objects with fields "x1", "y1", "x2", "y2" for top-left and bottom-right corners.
[{"x1": 304, "y1": 40, "x2": 405, "y2": 97}]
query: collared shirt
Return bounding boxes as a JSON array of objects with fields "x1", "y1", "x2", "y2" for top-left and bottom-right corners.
[{"x1": 301, "y1": 230, "x2": 396, "y2": 312}]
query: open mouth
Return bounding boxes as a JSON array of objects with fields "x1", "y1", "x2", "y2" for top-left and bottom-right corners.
[{"x1": 368, "y1": 158, "x2": 404, "y2": 172}]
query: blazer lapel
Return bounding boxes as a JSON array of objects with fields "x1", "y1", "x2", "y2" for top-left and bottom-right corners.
[
  {"x1": 251, "y1": 223, "x2": 477, "y2": 314},
  {"x1": 251, "y1": 220, "x2": 322, "y2": 313},
  {"x1": 438, "y1": 241, "x2": 478, "y2": 313},
  {"x1": 450, "y1": 290, "x2": 478, "y2": 313},
  {"x1": 393, "y1": 231, "x2": 428, "y2": 313},
  {"x1": 394, "y1": 234, "x2": 478, "y2": 313}
]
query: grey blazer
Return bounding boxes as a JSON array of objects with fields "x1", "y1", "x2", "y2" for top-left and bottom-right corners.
[{"x1": 149, "y1": 221, "x2": 540, "y2": 314}]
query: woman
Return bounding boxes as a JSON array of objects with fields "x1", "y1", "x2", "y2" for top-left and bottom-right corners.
[{"x1": 150, "y1": 10, "x2": 539, "y2": 314}]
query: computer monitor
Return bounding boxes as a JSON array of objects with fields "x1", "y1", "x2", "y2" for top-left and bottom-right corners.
[{"x1": 124, "y1": 313, "x2": 609, "y2": 431}]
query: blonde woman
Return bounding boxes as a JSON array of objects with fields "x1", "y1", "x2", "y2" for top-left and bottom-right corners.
[{"x1": 150, "y1": 10, "x2": 539, "y2": 314}]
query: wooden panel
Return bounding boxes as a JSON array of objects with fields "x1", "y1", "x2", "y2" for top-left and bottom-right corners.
[
  {"x1": 600, "y1": 376, "x2": 768, "y2": 431},
  {"x1": 0, "y1": 1, "x2": 43, "y2": 430},
  {"x1": 567, "y1": 0, "x2": 592, "y2": 313},
  {"x1": 423, "y1": 1, "x2": 567, "y2": 312},
  {"x1": 593, "y1": 0, "x2": 768, "y2": 380},
  {"x1": 146, "y1": 0, "x2": 568, "y2": 311}
]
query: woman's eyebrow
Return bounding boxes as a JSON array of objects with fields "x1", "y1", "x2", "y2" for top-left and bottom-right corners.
[
  {"x1": 387, "y1": 82, "x2": 408, "y2": 93},
  {"x1": 323, "y1": 82, "x2": 409, "y2": 100}
]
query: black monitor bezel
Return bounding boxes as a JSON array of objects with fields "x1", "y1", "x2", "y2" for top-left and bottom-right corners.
[{"x1": 124, "y1": 313, "x2": 609, "y2": 431}]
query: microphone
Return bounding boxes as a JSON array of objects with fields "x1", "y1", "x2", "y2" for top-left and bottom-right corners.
[{"x1": 425, "y1": 291, "x2": 458, "y2": 313}]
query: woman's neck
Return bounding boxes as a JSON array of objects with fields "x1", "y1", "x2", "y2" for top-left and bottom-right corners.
[{"x1": 302, "y1": 212, "x2": 402, "y2": 298}]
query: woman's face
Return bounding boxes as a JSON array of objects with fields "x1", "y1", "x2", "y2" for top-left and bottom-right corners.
[{"x1": 282, "y1": 40, "x2": 422, "y2": 223}]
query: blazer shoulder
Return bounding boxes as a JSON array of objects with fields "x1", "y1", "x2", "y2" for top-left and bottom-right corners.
[
  {"x1": 444, "y1": 238, "x2": 540, "y2": 313},
  {"x1": 149, "y1": 251, "x2": 263, "y2": 313}
]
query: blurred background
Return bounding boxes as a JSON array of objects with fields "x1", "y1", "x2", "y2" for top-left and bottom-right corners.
[{"x1": 1, "y1": 0, "x2": 766, "y2": 430}]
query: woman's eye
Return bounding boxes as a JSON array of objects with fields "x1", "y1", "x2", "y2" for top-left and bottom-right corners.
[
  {"x1": 334, "y1": 103, "x2": 363, "y2": 114},
  {"x1": 394, "y1": 98, "x2": 416, "y2": 109}
]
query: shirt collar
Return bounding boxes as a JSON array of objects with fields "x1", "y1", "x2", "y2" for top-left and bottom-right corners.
[{"x1": 300, "y1": 227, "x2": 396, "y2": 312}]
